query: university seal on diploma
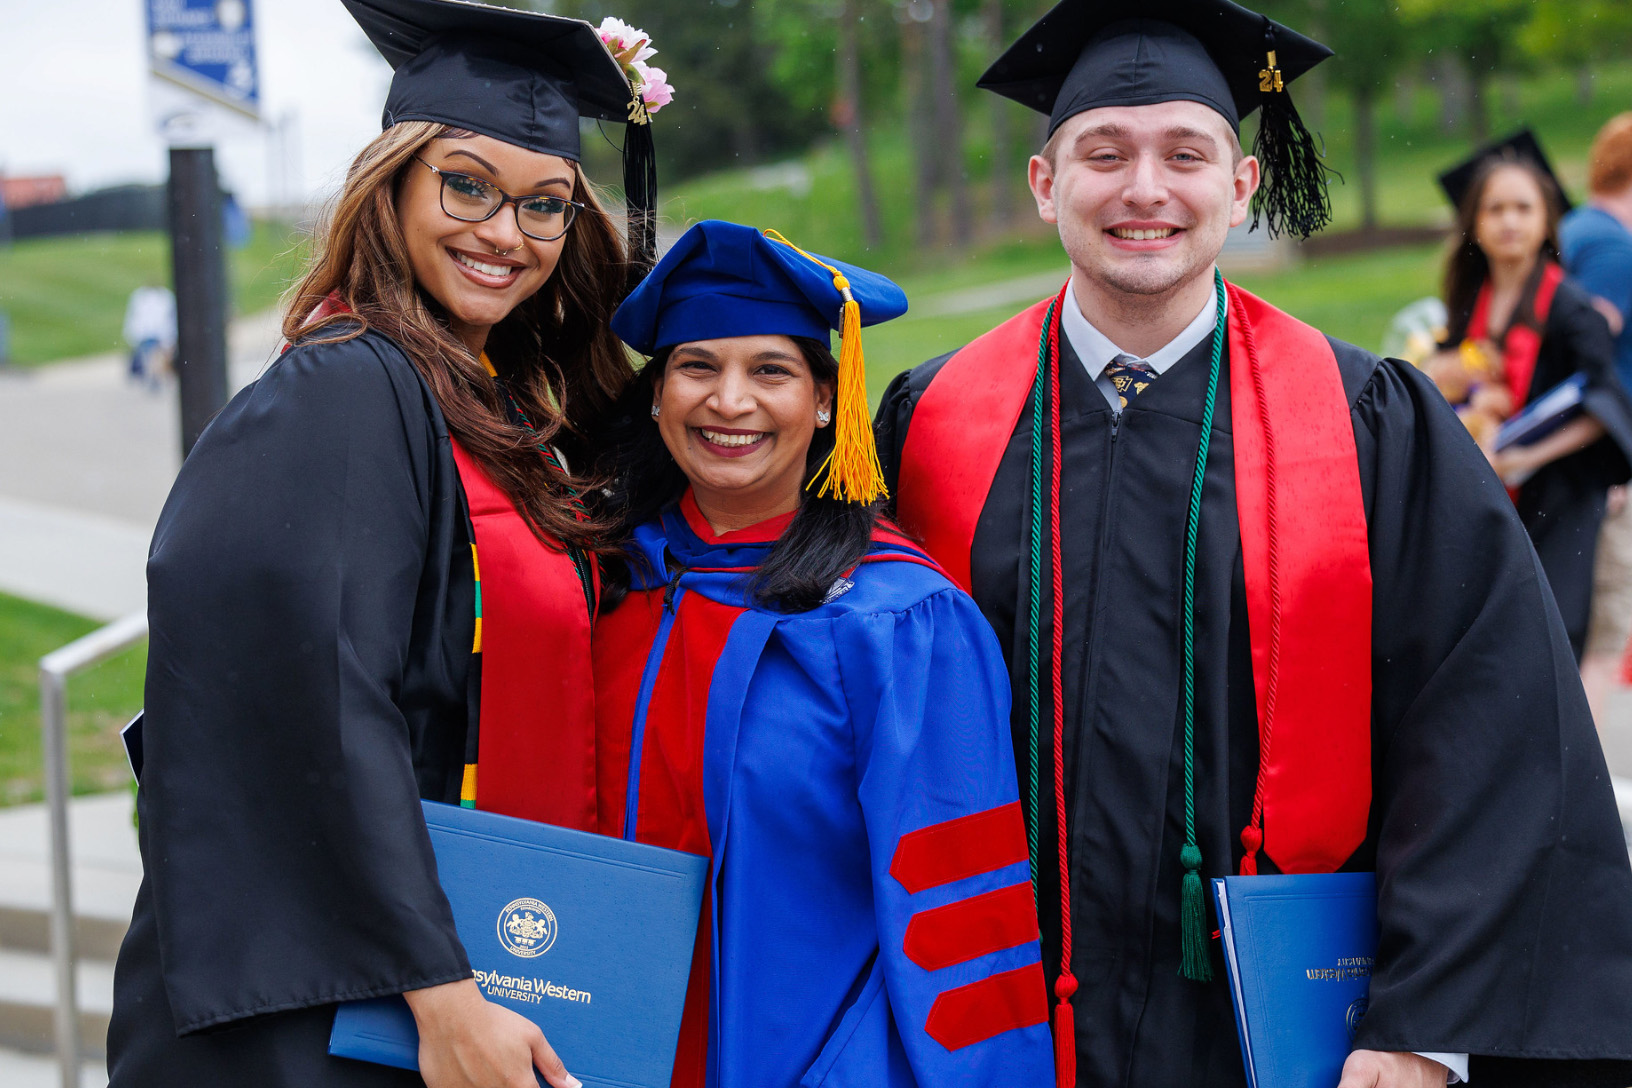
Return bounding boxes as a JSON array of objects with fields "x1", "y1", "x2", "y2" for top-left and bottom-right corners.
[{"x1": 498, "y1": 897, "x2": 558, "y2": 957}]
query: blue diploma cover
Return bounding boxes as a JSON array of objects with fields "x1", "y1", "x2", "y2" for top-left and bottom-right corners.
[
  {"x1": 1212, "y1": 873, "x2": 1378, "y2": 1088},
  {"x1": 329, "y1": 801, "x2": 707, "y2": 1088},
  {"x1": 1494, "y1": 372, "x2": 1588, "y2": 451}
]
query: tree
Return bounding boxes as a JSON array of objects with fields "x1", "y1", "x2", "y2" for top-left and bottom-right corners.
[
  {"x1": 928, "y1": 0, "x2": 972, "y2": 247},
  {"x1": 1322, "y1": 1, "x2": 1408, "y2": 234},
  {"x1": 1397, "y1": 0, "x2": 1534, "y2": 142},
  {"x1": 836, "y1": 0, "x2": 885, "y2": 248},
  {"x1": 546, "y1": 0, "x2": 830, "y2": 183},
  {"x1": 1520, "y1": 0, "x2": 1632, "y2": 106}
]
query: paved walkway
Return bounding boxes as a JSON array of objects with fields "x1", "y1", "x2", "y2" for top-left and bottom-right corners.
[{"x1": 0, "y1": 310, "x2": 282, "y2": 618}]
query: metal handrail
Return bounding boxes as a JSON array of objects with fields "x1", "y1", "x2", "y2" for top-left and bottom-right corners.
[{"x1": 39, "y1": 611, "x2": 148, "y2": 1088}]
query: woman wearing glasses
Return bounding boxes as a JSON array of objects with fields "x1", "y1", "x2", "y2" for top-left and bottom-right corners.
[{"x1": 107, "y1": 2, "x2": 666, "y2": 1086}]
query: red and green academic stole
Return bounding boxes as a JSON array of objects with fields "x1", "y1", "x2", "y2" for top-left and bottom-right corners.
[
  {"x1": 1467, "y1": 259, "x2": 1565, "y2": 412},
  {"x1": 456, "y1": 353, "x2": 603, "y2": 822},
  {"x1": 896, "y1": 277, "x2": 1372, "y2": 1073}
]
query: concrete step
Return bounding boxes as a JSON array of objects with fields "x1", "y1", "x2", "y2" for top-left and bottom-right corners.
[
  {"x1": 0, "y1": 793, "x2": 139, "y2": 1063},
  {"x1": 0, "y1": 908, "x2": 128, "y2": 964},
  {"x1": 0, "y1": 793, "x2": 143, "y2": 929},
  {"x1": 0, "y1": 1044, "x2": 107, "y2": 1088},
  {"x1": 0, "y1": 949, "x2": 114, "y2": 1058}
]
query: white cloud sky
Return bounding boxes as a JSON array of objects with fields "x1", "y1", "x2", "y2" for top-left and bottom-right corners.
[{"x1": 0, "y1": 0, "x2": 392, "y2": 208}]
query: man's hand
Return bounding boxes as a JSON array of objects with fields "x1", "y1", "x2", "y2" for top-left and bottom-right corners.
[
  {"x1": 405, "y1": 978, "x2": 580, "y2": 1088},
  {"x1": 1336, "y1": 1050, "x2": 1449, "y2": 1088}
]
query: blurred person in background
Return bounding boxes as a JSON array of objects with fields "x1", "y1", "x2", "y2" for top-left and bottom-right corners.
[
  {"x1": 106, "y1": 1, "x2": 663, "y2": 1085},
  {"x1": 1429, "y1": 134, "x2": 1632, "y2": 663},
  {"x1": 122, "y1": 282, "x2": 175, "y2": 390},
  {"x1": 1561, "y1": 114, "x2": 1632, "y2": 717}
]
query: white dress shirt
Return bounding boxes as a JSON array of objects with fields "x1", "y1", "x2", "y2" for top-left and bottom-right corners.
[
  {"x1": 1057, "y1": 274, "x2": 1469, "y2": 1087},
  {"x1": 1060, "y1": 276, "x2": 1216, "y2": 412}
]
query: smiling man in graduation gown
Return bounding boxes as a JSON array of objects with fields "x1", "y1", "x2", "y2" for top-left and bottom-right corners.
[{"x1": 875, "y1": 2, "x2": 1632, "y2": 1086}]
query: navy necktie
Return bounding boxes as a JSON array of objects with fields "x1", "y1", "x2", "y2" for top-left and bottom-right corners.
[{"x1": 1104, "y1": 353, "x2": 1157, "y2": 409}]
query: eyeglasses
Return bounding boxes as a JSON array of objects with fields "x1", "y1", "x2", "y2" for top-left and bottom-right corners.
[{"x1": 412, "y1": 157, "x2": 584, "y2": 242}]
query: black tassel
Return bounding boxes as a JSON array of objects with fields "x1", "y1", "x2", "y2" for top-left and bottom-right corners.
[
  {"x1": 1249, "y1": 23, "x2": 1338, "y2": 240},
  {"x1": 623, "y1": 118, "x2": 658, "y2": 294}
]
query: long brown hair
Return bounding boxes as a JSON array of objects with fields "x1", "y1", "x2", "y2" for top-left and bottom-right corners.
[
  {"x1": 282, "y1": 121, "x2": 633, "y2": 551},
  {"x1": 1442, "y1": 157, "x2": 1565, "y2": 343}
]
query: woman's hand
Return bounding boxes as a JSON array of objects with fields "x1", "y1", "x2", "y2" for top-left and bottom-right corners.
[
  {"x1": 404, "y1": 978, "x2": 580, "y2": 1088},
  {"x1": 1487, "y1": 415, "x2": 1607, "y2": 485},
  {"x1": 1424, "y1": 350, "x2": 1471, "y2": 403}
]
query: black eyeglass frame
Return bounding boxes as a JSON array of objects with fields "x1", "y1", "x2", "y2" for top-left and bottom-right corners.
[{"x1": 412, "y1": 156, "x2": 586, "y2": 242}]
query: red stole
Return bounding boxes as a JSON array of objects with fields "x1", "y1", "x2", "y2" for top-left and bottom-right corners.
[
  {"x1": 895, "y1": 283, "x2": 1372, "y2": 875},
  {"x1": 284, "y1": 293, "x2": 599, "y2": 829},
  {"x1": 1467, "y1": 261, "x2": 1565, "y2": 411},
  {"x1": 452, "y1": 439, "x2": 598, "y2": 831}
]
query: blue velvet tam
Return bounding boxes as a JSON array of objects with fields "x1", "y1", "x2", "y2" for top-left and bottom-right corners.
[{"x1": 611, "y1": 220, "x2": 909, "y2": 355}]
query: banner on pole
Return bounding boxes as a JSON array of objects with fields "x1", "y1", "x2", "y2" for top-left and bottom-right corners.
[{"x1": 146, "y1": 0, "x2": 261, "y2": 144}]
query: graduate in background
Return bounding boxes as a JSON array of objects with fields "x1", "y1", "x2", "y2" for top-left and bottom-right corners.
[
  {"x1": 1426, "y1": 132, "x2": 1632, "y2": 661},
  {"x1": 875, "y1": 2, "x2": 1632, "y2": 1085},
  {"x1": 108, "y1": 1, "x2": 664, "y2": 1085},
  {"x1": 593, "y1": 220, "x2": 1055, "y2": 1088}
]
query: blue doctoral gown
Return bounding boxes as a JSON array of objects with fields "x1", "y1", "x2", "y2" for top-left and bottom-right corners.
[{"x1": 594, "y1": 495, "x2": 1056, "y2": 1088}]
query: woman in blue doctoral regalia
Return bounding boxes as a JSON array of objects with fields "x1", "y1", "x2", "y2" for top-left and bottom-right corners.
[{"x1": 592, "y1": 221, "x2": 1056, "y2": 1088}]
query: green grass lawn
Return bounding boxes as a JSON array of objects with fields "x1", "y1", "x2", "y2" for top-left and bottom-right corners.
[
  {"x1": 0, "y1": 220, "x2": 309, "y2": 367},
  {"x1": 0, "y1": 593, "x2": 146, "y2": 806}
]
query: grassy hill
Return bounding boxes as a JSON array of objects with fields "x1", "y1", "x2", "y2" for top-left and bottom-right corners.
[
  {"x1": 0, "y1": 220, "x2": 308, "y2": 367},
  {"x1": 0, "y1": 592, "x2": 144, "y2": 805}
]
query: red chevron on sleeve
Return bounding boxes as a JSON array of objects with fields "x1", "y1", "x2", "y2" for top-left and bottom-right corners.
[
  {"x1": 889, "y1": 801, "x2": 1028, "y2": 894},
  {"x1": 902, "y1": 882, "x2": 1039, "y2": 971},
  {"x1": 923, "y1": 962, "x2": 1049, "y2": 1051}
]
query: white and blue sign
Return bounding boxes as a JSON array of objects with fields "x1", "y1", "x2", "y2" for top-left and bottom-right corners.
[{"x1": 146, "y1": 0, "x2": 260, "y2": 119}]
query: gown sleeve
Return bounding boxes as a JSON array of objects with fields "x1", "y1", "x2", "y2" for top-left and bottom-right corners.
[
  {"x1": 833, "y1": 587, "x2": 1055, "y2": 1084},
  {"x1": 142, "y1": 334, "x2": 470, "y2": 1034},
  {"x1": 1345, "y1": 356, "x2": 1632, "y2": 1080},
  {"x1": 1550, "y1": 288, "x2": 1632, "y2": 484}
]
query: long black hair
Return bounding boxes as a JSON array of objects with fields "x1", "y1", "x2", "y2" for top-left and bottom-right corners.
[
  {"x1": 595, "y1": 336, "x2": 878, "y2": 613},
  {"x1": 1442, "y1": 156, "x2": 1565, "y2": 344}
]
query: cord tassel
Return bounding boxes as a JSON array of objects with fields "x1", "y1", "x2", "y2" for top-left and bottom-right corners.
[
  {"x1": 1249, "y1": 23, "x2": 1337, "y2": 240},
  {"x1": 622, "y1": 118, "x2": 659, "y2": 287},
  {"x1": 1176, "y1": 272, "x2": 1228, "y2": 983},
  {"x1": 809, "y1": 291, "x2": 887, "y2": 504},
  {"x1": 1179, "y1": 844, "x2": 1213, "y2": 982},
  {"x1": 1052, "y1": 973, "x2": 1078, "y2": 1088}
]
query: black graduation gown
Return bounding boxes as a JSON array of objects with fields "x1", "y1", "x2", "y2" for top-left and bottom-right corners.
[
  {"x1": 108, "y1": 331, "x2": 476, "y2": 1086},
  {"x1": 876, "y1": 326, "x2": 1632, "y2": 1088},
  {"x1": 1511, "y1": 279, "x2": 1632, "y2": 659}
]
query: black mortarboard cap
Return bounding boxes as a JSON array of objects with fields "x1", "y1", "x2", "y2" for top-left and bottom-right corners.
[
  {"x1": 1438, "y1": 129, "x2": 1574, "y2": 214},
  {"x1": 979, "y1": 0, "x2": 1337, "y2": 239},
  {"x1": 342, "y1": 0, "x2": 659, "y2": 272}
]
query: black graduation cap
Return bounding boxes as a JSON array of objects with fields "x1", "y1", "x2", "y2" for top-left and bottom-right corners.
[
  {"x1": 1437, "y1": 129, "x2": 1574, "y2": 214},
  {"x1": 979, "y1": 0, "x2": 1337, "y2": 239},
  {"x1": 342, "y1": 0, "x2": 658, "y2": 270}
]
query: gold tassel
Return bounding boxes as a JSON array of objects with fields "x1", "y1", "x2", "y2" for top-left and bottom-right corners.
[{"x1": 762, "y1": 230, "x2": 888, "y2": 505}]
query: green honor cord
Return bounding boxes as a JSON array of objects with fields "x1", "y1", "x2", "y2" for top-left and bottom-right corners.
[
  {"x1": 1179, "y1": 270, "x2": 1228, "y2": 982},
  {"x1": 1025, "y1": 297, "x2": 1058, "y2": 898},
  {"x1": 1024, "y1": 273, "x2": 1225, "y2": 982}
]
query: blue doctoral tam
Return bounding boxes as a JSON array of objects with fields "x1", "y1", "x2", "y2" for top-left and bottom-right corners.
[{"x1": 611, "y1": 220, "x2": 908, "y2": 354}]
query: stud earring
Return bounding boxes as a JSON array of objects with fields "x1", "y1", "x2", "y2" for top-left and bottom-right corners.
[
  {"x1": 816, "y1": 409, "x2": 831, "y2": 425},
  {"x1": 650, "y1": 404, "x2": 661, "y2": 419}
]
